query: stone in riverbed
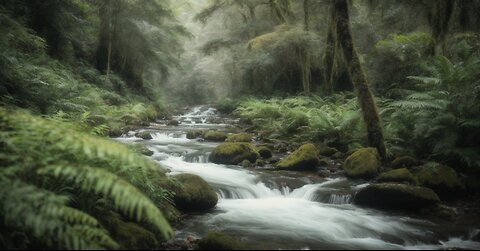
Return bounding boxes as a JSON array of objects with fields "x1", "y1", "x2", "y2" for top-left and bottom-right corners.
[
  {"x1": 377, "y1": 168, "x2": 417, "y2": 185},
  {"x1": 186, "y1": 130, "x2": 204, "y2": 139},
  {"x1": 415, "y1": 162, "x2": 464, "y2": 199},
  {"x1": 198, "y1": 232, "x2": 245, "y2": 250},
  {"x1": 167, "y1": 119, "x2": 180, "y2": 126},
  {"x1": 392, "y1": 156, "x2": 419, "y2": 169},
  {"x1": 257, "y1": 146, "x2": 273, "y2": 159},
  {"x1": 276, "y1": 144, "x2": 319, "y2": 171},
  {"x1": 172, "y1": 174, "x2": 218, "y2": 212},
  {"x1": 354, "y1": 183, "x2": 440, "y2": 210},
  {"x1": 226, "y1": 133, "x2": 252, "y2": 142},
  {"x1": 317, "y1": 145, "x2": 338, "y2": 157},
  {"x1": 343, "y1": 148, "x2": 380, "y2": 179},
  {"x1": 204, "y1": 131, "x2": 228, "y2": 142},
  {"x1": 210, "y1": 142, "x2": 259, "y2": 165},
  {"x1": 135, "y1": 131, "x2": 153, "y2": 140}
]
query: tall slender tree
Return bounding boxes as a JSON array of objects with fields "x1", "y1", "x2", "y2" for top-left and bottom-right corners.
[{"x1": 331, "y1": 0, "x2": 387, "y2": 159}]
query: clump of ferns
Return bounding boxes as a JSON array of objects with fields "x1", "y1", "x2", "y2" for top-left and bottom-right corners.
[{"x1": 0, "y1": 108, "x2": 174, "y2": 249}]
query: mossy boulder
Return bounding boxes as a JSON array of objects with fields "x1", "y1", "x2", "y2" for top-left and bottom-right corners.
[
  {"x1": 167, "y1": 119, "x2": 180, "y2": 126},
  {"x1": 415, "y1": 163, "x2": 464, "y2": 198},
  {"x1": 172, "y1": 174, "x2": 218, "y2": 212},
  {"x1": 392, "y1": 156, "x2": 418, "y2": 169},
  {"x1": 187, "y1": 130, "x2": 204, "y2": 139},
  {"x1": 343, "y1": 148, "x2": 380, "y2": 179},
  {"x1": 135, "y1": 131, "x2": 153, "y2": 140},
  {"x1": 226, "y1": 133, "x2": 252, "y2": 142},
  {"x1": 276, "y1": 144, "x2": 319, "y2": 171},
  {"x1": 318, "y1": 145, "x2": 338, "y2": 157},
  {"x1": 377, "y1": 168, "x2": 417, "y2": 185},
  {"x1": 354, "y1": 183, "x2": 440, "y2": 210},
  {"x1": 257, "y1": 146, "x2": 273, "y2": 159},
  {"x1": 103, "y1": 211, "x2": 159, "y2": 250},
  {"x1": 198, "y1": 232, "x2": 244, "y2": 250},
  {"x1": 210, "y1": 143, "x2": 260, "y2": 165},
  {"x1": 241, "y1": 159, "x2": 251, "y2": 168},
  {"x1": 204, "y1": 131, "x2": 228, "y2": 142},
  {"x1": 255, "y1": 159, "x2": 266, "y2": 167},
  {"x1": 133, "y1": 145, "x2": 154, "y2": 156},
  {"x1": 108, "y1": 127, "x2": 124, "y2": 138}
]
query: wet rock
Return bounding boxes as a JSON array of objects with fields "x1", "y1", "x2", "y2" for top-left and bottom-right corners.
[
  {"x1": 267, "y1": 156, "x2": 280, "y2": 164},
  {"x1": 377, "y1": 168, "x2": 417, "y2": 185},
  {"x1": 204, "y1": 131, "x2": 228, "y2": 142},
  {"x1": 133, "y1": 145, "x2": 154, "y2": 156},
  {"x1": 226, "y1": 133, "x2": 252, "y2": 142},
  {"x1": 354, "y1": 183, "x2": 440, "y2": 210},
  {"x1": 172, "y1": 174, "x2": 218, "y2": 212},
  {"x1": 198, "y1": 232, "x2": 244, "y2": 250},
  {"x1": 210, "y1": 143, "x2": 260, "y2": 165},
  {"x1": 103, "y1": 211, "x2": 158, "y2": 250},
  {"x1": 343, "y1": 148, "x2": 380, "y2": 179},
  {"x1": 318, "y1": 145, "x2": 338, "y2": 157},
  {"x1": 257, "y1": 146, "x2": 273, "y2": 159},
  {"x1": 255, "y1": 159, "x2": 266, "y2": 167},
  {"x1": 167, "y1": 119, "x2": 180, "y2": 126},
  {"x1": 392, "y1": 156, "x2": 419, "y2": 169},
  {"x1": 108, "y1": 127, "x2": 124, "y2": 138},
  {"x1": 187, "y1": 130, "x2": 203, "y2": 139},
  {"x1": 276, "y1": 144, "x2": 319, "y2": 171},
  {"x1": 415, "y1": 163, "x2": 464, "y2": 199},
  {"x1": 241, "y1": 159, "x2": 251, "y2": 168},
  {"x1": 135, "y1": 131, "x2": 153, "y2": 140}
]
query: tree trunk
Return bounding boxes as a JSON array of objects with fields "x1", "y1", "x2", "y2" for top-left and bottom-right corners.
[
  {"x1": 106, "y1": 0, "x2": 112, "y2": 79},
  {"x1": 333, "y1": 0, "x2": 387, "y2": 159},
  {"x1": 301, "y1": 0, "x2": 311, "y2": 96}
]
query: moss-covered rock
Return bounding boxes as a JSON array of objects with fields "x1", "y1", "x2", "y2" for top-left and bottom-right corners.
[
  {"x1": 226, "y1": 133, "x2": 252, "y2": 142},
  {"x1": 198, "y1": 232, "x2": 244, "y2": 250},
  {"x1": 257, "y1": 146, "x2": 273, "y2": 159},
  {"x1": 354, "y1": 183, "x2": 440, "y2": 210},
  {"x1": 343, "y1": 148, "x2": 380, "y2": 179},
  {"x1": 255, "y1": 159, "x2": 266, "y2": 167},
  {"x1": 135, "y1": 131, "x2": 153, "y2": 140},
  {"x1": 102, "y1": 211, "x2": 159, "y2": 250},
  {"x1": 276, "y1": 144, "x2": 318, "y2": 171},
  {"x1": 392, "y1": 156, "x2": 418, "y2": 169},
  {"x1": 318, "y1": 145, "x2": 338, "y2": 157},
  {"x1": 187, "y1": 130, "x2": 204, "y2": 139},
  {"x1": 415, "y1": 163, "x2": 464, "y2": 198},
  {"x1": 241, "y1": 159, "x2": 251, "y2": 168},
  {"x1": 108, "y1": 127, "x2": 124, "y2": 138},
  {"x1": 167, "y1": 119, "x2": 180, "y2": 126},
  {"x1": 377, "y1": 168, "x2": 417, "y2": 185},
  {"x1": 204, "y1": 131, "x2": 228, "y2": 142},
  {"x1": 210, "y1": 143, "x2": 260, "y2": 165},
  {"x1": 172, "y1": 174, "x2": 218, "y2": 212},
  {"x1": 133, "y1": 144, "x2": 154, "y2": 156}
]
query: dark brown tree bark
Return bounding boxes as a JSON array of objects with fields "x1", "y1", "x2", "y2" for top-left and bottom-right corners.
[{"x1": 333, "y1": 0, "x2": 387, "y2": 159}]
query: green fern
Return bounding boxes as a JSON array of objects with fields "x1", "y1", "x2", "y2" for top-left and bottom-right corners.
[{"x1": 0, "y1": 108, "x2": 175, "y2": 249}]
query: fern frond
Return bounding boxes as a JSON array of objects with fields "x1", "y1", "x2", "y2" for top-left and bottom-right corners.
[
  {"x1": 38, "y1": 165, "x2": 173, "y2": 239},
  {"x1": 0, "y1": 180, "x2": 118, "y2": 250}
]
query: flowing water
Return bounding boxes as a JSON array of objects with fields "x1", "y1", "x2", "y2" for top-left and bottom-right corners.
[{"x1": 116, "y1": 106, "x2": 480, "y2": 250}]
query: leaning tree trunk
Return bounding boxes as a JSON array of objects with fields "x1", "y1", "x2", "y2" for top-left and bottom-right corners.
[{"x1": 333, "y1": 0, "x2": 387, "y2": 159}]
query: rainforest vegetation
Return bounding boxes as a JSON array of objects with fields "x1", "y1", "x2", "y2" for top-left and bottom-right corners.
[{"x1": 1, "y1": 0, "x2": 480, "y2": 250}]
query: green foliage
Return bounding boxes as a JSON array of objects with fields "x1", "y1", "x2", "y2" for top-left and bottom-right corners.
[
  {"x1": 382, "y1": 52, "x2": 480, "y2": 169},
  {"x1": 0, "y1": 108, "x2": 174, "y2": 249},
  {"x1": 235, "y1": 95, "x2": 364, "y2": 145}
]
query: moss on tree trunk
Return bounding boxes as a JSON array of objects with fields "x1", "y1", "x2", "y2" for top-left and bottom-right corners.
[{"x1": 332, "y1": 0, "x2": 387, "y2": 159}]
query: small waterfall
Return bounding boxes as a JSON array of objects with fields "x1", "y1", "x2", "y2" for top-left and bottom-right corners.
[{"x1": 328, "y1": 194, "x2": 352, "y2": 204}]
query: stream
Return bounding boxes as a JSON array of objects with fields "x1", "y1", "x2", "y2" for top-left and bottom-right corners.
[{"x1": 116, "y1": 106, "x2": 480, "y2": 250}]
